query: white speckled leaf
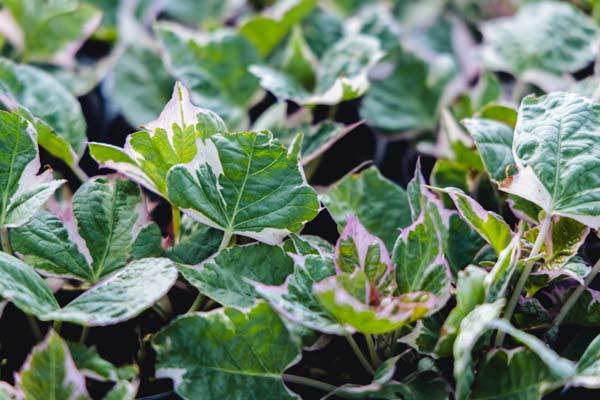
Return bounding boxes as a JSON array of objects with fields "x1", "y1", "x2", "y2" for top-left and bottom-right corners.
[
  {"x1": 48, "y1": 258, "x2": 178, "y2": 326},
  {"x1": 0, "y1": 111, "x2": 64, "y2": 229},
  {"x1": 179, "y1": 243, "x2": 293, "y2": 307},
  {"x1": 500, "y1": 92, "x2": 600, "y2": 229},
  {"x1": 16, "y1": 331, "x2": 90, "y2": 400},
  {"x1": 167, "y1": 130, "x2": 319, "y2": 245},
  {"x1": 482, "y1": 2, "x2": 600, "y2": 79},
  {"x1": 152, "y1": 302, "x2": 301, "y2": 400}
]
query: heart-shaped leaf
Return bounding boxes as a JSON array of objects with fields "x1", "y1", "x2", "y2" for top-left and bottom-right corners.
[
  {"x1": 90, "y1": 82, "x2": 227, "y2": 197},
  {"x1": 152, "y1": 301, "x2": 301, "y2": 400},
  {"x1": 500, "y1": 92, "x2": 600, "y2": 229},
  {"x1": 179, "y1": 243, "x2": 293, "y2": 307},
  {"x1": 11, "y1": 178, "x2": 147, "y2": 283},
  {"x1": 167, "y1": 130, "x2": 319, "y2": 245},
  {"x1": 0, "y1": 111, "x2": 64, "y2": 229}
]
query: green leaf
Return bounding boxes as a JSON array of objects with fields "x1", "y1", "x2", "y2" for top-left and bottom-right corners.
[
  {"x1": 239, "y1": 0, "x2": 317, "y2": 56},
  {"x1": 392, "y1": 207, "x2": 450, "y2": 300},
  {"x1": 0, "y1": 383, "x2": 16, "y2": 399},
  {"x1": 333, "y1": 216, "x2": 392, "y2": 291},
  {"x1": 104, "y1": 45, "x2": 175, "y2": 127},
  {"x1": 250, "y1": 34, "x2": 383, "y2": 105},
  {"x1": 314, "y1": 270, "x2": 439, "y2": 334},
  {"x1": 453, "y1": 300, "x2": 504, "y2": 400},
  {"x1": 17, "y1": 331, "x2": 90, "y2": 400},
  {"x1": 0, "y1": 111, "x2": 65, "y2": 229},
  {"x1": 155, "y1": 23, "x2": 260, "y2": 128},
  {"x1": 11, "y1": 178, "x2": 146, "y2": 283},
  {"x1": 152, "y1": 302, "x2": 301, "y2": 400},
  {"x1": 48, "y1": 258, "x2": 178, "y2": 326},
  {"x1": 543, "y1": 217, "x2": 589, "y2": 269},
  {"x1": 0, "y1": 251, "x2": 60, "y2": 317},
  {"x1": 360, "y1": 46, "x2": 451, "y2": 134},
  {"x1": 463, "y1": 118, "x2": 515, "y2": 183},
  {"x1": 283, "y1": 233, "x2": 334, "y2": 257},
  {"x1": 68, "y1": 342, "x2": 137, "y2": 382},
  {"x1": 435, "y1": 266, "x2": 487, "y2": 357},
  {"x1": 471, "y1": 348, "x2": 560, "y2": 400},
  {"x1": 165, "y1": 215, "x2": 223, "y2": 265},
  {"x1": 445, "y1": 212, "x2": 488, "y2": 275},
  {"x1": 252, "y1": 102, "x2": 357, "y2": 165},
  {"x1": 0, "y1": 59, "x2": 87, "y2": 159},
  {"x1": 441, "y1": 187, "x2": 512, "y2": 254},
  {"x1": 500, "y1": 92, "x2": 600, "y2": 228},
  {"x1": 179, "y1": 243, "x2": 293, "y2": 308},
  {"x1": 102, "y1": 381, "x2": 137, "y2": 400},
  {"x1": 321, "y1": 166, "x2": 412, "y2": 251},
  {"x1": 482, "y1": 2, "x2": 600, "y2": 80},
  {"x1": 167, "y1": 130, "x2": 319, "y2": 245},
  {"x1": 484, "y1": 236, "x2": 521, "y2": 302},
  {"x1": 90, "y1": 82, "x2": 227, "y2": 197},
  {"x1": 253, "y1": 254, "x2": 345, "y2": 335},
  {"x1": 0, "y1": 0, "x2": 101, "y2": 66}
]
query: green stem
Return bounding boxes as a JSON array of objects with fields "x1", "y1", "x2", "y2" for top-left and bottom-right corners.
[
  {"x1": 171, "y1": 206, "x2": 181, "y2": 245},
  {"x1": 202, "y1": 298, "x2": 216, "y2": 311},
  {"x1": 52, "y1": 320, "x2": 62, "y2": 334},
  {"x1": 71, "y1": 164, "x2": 89, "y2": 183},
  {"x1": 79, "y1": 326, "x2": 89, "y2": 344},
  {"x1": 1, "y1": 227, "x2": 12, "y2": 255},
  {"x1": 153, "y1": 304, "x2": 169, "y2": 321},
  {"x1": 327, "y1": 104, "x2": 338, "y2": 121},
  {"x1": 364, "y1": 334, "x2": 381, "y2": 368},
  {"x1": 219, "y1": 231, "x2": 232, "y2": 251},
  {"x1": 495, "y1": 214, "x2": 552, "y2": 347},
  {"x1": 282, "y1": 374, "x2": 337, "y2": 393},
  {"x1": 187, "y1": 293, "x2": 205, "y2": 313},
  {"x1": 345, "y1": 334, "x2": 375, "y2": 375},
  {"x1": 550, "y1": 256, "x2": 600, "y2": 333},
  {"x1": 27, "y1": 315, "x2": 42, "y2": 341}
]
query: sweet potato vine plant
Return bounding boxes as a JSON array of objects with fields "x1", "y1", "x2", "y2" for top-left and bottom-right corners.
[{"x1": 4, "y1": 1, "x2": 600, "y2": 399}]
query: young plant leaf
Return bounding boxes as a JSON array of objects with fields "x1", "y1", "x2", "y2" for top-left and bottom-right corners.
[
  {"x1": 104, "y1": 45, "x2": 175, "y2": 127},
  {"x1": 152, "y1": 301, "x2": 301, "y2": 400},
  {"x1": 0, "y1": 111, "x2": 65, "y2": 229},
  {"x1": 68, "y1": 342, "x2": 137, "y2": 382},
  {"x1": 252, "y1": 102, "x2": 358, "y2": 165},
  {"x1": 463, "y1": 118, "x2": 515, "y2": 183},
  {"x1": 48, "y1": 258, "x2": 178, "y2": 326},
  {"x1": 481, "y1": 2, "x2": 600, "y2": 85},
  {"x1": 253, "y1": 254, "x2": 346, "y2": 335},
  {"x1": 0, "y1": 59, "x2": 87, "y2": 161},
  {"x1": 179, "y1": 243, "x2": 293, "y2": 307},
  {"x1": 500, "y1": 92, "x2": 600, "y2": 229},
  {"x1": 12, "y1": 178, "x2": 147, "y2": 283},
  {"x1": 441, "y1": 187, "x2": 512, "y2": 254},
  {"x1": 155, "y1": 23, "x2": 260, "y2": 128},
  {"x1": 453, "y1": 300, "x2": 504, "y2": 400},
  {"x1": 167, "y1": 130, "x2": 319, "y2": 245},
  {"x1": 0, "y1": 0, "x2": 101, "y2": 67},
  {"x1": 251, "y1": 33, "x2": 383, "y2": 105},
  {"x1": 321, "y1": 166, "x2": 412, "y2": 251},
  {"x1": 16, "y1": 331, "x2": 90, "y2": 400},
  {"x1": 89, "y1": 82, "x2": 227, "y2": 197},
  {"x1": 435, "y1": 266, "x2": 487, "y2": 357},
  {"x1": 314, "y1": 270, "x2": 439, "y2": 334},
  {"x1": 360, "y1": 46, "x2": 452, "y2": 134},
  {"x1": 239, "y1": 0, "x2": 317, "y2": 56},
  {"x1": 0, "y1": 251, "x2": 60, "y2": 317}
]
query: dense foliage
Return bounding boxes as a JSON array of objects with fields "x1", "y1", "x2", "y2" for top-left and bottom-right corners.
[{"x1": 3, "y1": 0, "x2": 600, "y2": 399}]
